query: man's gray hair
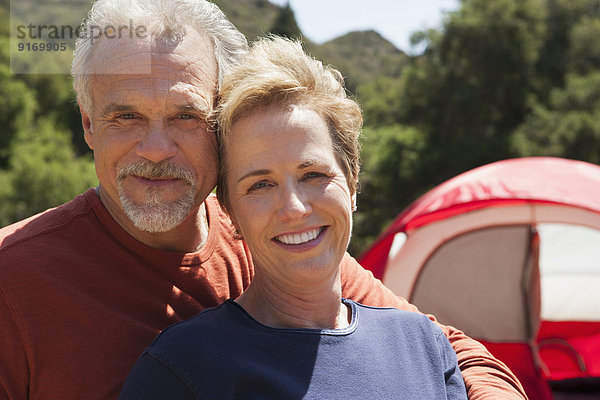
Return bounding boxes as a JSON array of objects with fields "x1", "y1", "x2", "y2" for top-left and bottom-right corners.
[{"x1": 71, "y1": 0, "x2": 248, "y2": 112}]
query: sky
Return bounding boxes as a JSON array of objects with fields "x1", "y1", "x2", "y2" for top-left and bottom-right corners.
[{"x1": 269, "y1": 0, "x2": 460, "y2": 54}]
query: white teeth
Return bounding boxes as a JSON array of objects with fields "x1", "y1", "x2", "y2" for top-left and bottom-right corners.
[{"x1": 276, "y1": 228, "x2": 322, "y2": 245}]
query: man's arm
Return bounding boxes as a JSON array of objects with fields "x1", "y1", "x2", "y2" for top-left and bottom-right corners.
[{"x1": 340, "y1": 253, "x2": 528, "y2": 400}]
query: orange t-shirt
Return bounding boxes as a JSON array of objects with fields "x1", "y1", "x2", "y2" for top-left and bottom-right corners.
[{"x1": 0, "y1": 189, "x2": 525, "y2": 399}]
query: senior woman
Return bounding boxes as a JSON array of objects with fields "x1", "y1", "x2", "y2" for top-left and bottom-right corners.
[{"x1": 119, "y1": 36, "x2": 468, "y2": 399}]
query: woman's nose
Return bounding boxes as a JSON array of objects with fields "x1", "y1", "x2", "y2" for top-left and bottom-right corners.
[{"x1": 277, "y1": 184, "x2": 312, "y2": 221}]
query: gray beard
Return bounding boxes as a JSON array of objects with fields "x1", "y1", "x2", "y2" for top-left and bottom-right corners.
[
  {"x1": 118, "y1": 186, "x2": 196, "y2": 233},
  {"x1": 116, "y1": 160, "x2": 197, "y2": 233}
]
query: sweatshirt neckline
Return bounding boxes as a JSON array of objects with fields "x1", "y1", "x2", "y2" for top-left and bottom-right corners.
[{"x1": 225, "y1": 298, "x2": 359, "y2": 336}]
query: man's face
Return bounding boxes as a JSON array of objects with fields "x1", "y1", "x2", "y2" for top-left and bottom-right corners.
[{"x1": 82, "y1": 29, "x2": 219, "y2": 234}]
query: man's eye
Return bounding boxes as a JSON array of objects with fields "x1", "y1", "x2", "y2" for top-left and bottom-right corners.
[{"x1": 118, "y1": 113, "x2": 136, "y2": 120}]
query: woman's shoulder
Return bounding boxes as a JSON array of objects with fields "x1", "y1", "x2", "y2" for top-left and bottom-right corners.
[
  {"x1": 348, "y1": 299, "x2": 442, "y2": 337},
  {"x1": 148, "y1": 301, "x2": 238, "y2": 353}
]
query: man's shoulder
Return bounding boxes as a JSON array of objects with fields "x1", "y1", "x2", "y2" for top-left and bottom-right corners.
[
  {"x1": 204, "y1": 193, "x2": 239, "y2": 245},
  {"x1": 205, "y1": 193, "x2": 229, "y2": 224},
  {"x1": 0, "y1": 189, "x2": 96, "y2": 253}
]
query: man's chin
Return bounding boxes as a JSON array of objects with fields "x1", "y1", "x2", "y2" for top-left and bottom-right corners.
[
  {"x1": 118, "y1": 186, "x2": 197, "y2": 233},
  {"x1": 120, "y1": 197, "x2": 195, "y2": 233},
  {"x1": 125, "y1": 205, "x2": 189, "y2": 233}
]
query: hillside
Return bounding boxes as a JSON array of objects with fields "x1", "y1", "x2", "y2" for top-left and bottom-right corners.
[
  {"x1": 214, "y1": 1, "x2": 409, "y2": 91},
  {"x1": 4, "y1": 0, "x2": 407, "y2": 91},
  {"x1": 212, "y1": 0, "x2": 281, "y2": 41},
  {"x1": 308, "y1": 30, "x2": 408, "y2": 91}
]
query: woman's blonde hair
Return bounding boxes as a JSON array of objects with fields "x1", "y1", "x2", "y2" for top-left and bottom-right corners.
[{"x1": 215, "y1": 36, "x2": 362, "y2": 212}]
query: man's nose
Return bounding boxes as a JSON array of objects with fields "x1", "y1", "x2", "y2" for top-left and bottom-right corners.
[{"x1": 135, "y1": 124, "x2": 177, "y2": 163}]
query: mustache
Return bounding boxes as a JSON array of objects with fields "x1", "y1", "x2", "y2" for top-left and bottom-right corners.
[{"x1": 117, "y1": 160, "x2": 195, "y2": 186}]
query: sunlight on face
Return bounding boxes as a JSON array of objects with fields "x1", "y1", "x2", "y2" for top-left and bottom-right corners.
[
  {"x1": 84, "y1": 30, "x2": 218, "y2": 234},
  {"x1": 225, "y1": 105, "x2": 354, "y2": 284}
]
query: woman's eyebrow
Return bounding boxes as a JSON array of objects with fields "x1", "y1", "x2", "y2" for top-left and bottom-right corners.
[{"x1": 237, "y1": 169, "x2": 271, "y2": 183}]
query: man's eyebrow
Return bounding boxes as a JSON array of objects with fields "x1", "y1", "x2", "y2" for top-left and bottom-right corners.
[
  {"x1": 101, "y1": 104, "x2": 135, "y2": 116},
  {"x1": 237, "y1": 169, "x2": 271, "y2": 183},
  {"x1": 100, "y1": 103, "x2": 211, "y2": 117}
]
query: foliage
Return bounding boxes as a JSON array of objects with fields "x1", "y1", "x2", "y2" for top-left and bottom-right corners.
[
  {"x1": 0, "y1": 60, "x2": 37, "y2": 167},
  {"x1": 567, "y1": 16, "x2": 600, "y2": 74},
  {"x1": 1, "y1": 0, "x2": 599, "y2": 257},
  {"x1": 0, "y1": 1, "x2": 94, "y2": 226},
  {"x1": 349, "y1": 125, "x2": 427, "y2": 255},
  {"x1": 511, "y1": 72, "x2": 600, "y2": 162},
  {"x1": 308, "y1": 31, "x2": 408, "y2": 92},
  {"x1": 0, "y1": 117, "x2": 97, "y2": 226},
  {"x1": 269, "y1": 2, "x2": 303, "y2": 40},
  {"x1": 407, "y1": 0, "x2": 546, "y2": 182},
  {"x1": 534, "y1": 0, "x2": 600, "y2": 96},
  {"x1": 212, "y1": 0, "x2": 280, "y2": 41}
]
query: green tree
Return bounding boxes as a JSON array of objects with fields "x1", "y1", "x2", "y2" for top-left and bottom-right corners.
[
  {"x1": 534, "y1": 0, "x2": 600, "y2": 98},
  {"x1": 350, "y1": 124, "x2": 427, "y2": 255},
  {"x1": 511, "y1": 72, "x2": 600, "y2": 162},
  {"x1": 358, "y1": 77, "x2": 406, "y2": 127},
  {"x1": 568, "y1": 15, "x2": 600, "y2": 74},
  {"x1": 0, "y1": 116, "x2": 97, "y2": 226},
  {"x1": 269, "y1": 2, "x2": 302, "y2": 40},
  {"x1": 397, "y1": 0, "x2": 547, "y2": 183},
  {"x1": 0, "y1": 62, "x2": 37, "y2": 168}
]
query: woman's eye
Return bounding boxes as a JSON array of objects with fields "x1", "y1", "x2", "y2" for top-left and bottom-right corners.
[
  {"x1": 178, "y1": 113, "x2": 194, "y2": 120},
  {"x1": 248, "y1": 181, "x2": 270, "y2": 192},
  {"x1": 303, "y1": 172, "x2": 327, "y2": 180}
]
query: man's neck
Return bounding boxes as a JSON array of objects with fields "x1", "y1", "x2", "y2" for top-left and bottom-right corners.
[{"x1": 94, "y1": 187, "x2": 210, "y2": 253}]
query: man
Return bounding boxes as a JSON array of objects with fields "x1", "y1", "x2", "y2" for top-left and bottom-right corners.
[{"x1": 0, "y1": 0, "x2": 527, "y2": 399}]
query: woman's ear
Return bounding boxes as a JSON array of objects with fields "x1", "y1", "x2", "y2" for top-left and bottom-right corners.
[{"x1": 351, "y1": 193, "x2": 357, "y2": 212}]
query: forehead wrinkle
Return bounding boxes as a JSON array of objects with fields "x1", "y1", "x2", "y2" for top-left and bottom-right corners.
[{"x1": 151, "y1": 41, "x2": 217, "y2": 81}]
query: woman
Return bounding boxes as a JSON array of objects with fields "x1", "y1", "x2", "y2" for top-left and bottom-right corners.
[{"x1": 119, "y1": 36, "x2": 468, "y2": 399}]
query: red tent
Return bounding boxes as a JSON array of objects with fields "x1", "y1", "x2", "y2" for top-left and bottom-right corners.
[{"x1": 359, "y1": 157, "x2": 600, "y2": 399}]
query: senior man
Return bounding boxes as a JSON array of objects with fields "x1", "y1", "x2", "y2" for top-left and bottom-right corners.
[{"x1": 0, "y1": 0, "x2": 527, "y2": 399}]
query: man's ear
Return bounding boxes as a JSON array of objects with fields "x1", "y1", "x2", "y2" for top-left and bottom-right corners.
[{"x1": 80, "y1": 104, "x2": 94, "y2": 150}]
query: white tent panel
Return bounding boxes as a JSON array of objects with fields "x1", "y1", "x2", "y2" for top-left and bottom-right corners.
[{"x1": 538, "y1": 223, "x2": 600, "y2": 321}]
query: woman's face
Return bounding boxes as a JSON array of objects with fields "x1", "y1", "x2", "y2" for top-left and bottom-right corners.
[{"x1": 225, "y1": 105, "x2": 354, "y2": 284}]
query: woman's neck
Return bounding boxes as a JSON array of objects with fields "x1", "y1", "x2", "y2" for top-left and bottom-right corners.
[{"x1": 235, "y1": 274, "x2": 350, "y2": 330}]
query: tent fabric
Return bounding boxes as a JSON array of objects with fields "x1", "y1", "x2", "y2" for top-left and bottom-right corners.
[
  {"x1": 358, "y1": 157, "x2": 600, "y2": 398},
  {"x1": 411, "y1": 225, "x2": 536, "y2": 342},
  {"x1": 359, "y1": 157, "x2": 600, "y2": 280}
]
